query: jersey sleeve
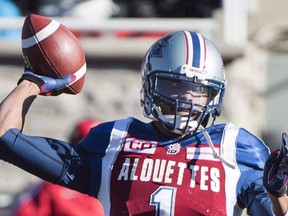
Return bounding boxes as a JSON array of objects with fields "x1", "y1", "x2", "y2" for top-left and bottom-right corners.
[
  {"x1": 0, "y1": 128, "x2": 91, "y2": 194},
  {"x1": 77, "y1": 121, "x2": 116, "y2": 197},
  {"x1": 239, "y1": 178, "x2": 273, "y2": 215},
  {"x1": 235, "y1": 128, "x2": 272, "y2": 212}
]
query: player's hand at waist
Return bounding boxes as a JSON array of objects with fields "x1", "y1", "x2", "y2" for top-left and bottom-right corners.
[{"x1": 263, "y1": 133, "x2": 288, "y2": 197}]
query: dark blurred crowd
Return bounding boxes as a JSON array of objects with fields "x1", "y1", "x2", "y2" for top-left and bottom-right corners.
[
  {"x1": 0, "y1": 0, "x2": 222, "y2": 40},
  {"x1": 4, "y1": 0, "x2": 222, "y2": 18},
  {"x1": 113, "y1": 0, "x2": 221, "y2": 18}
]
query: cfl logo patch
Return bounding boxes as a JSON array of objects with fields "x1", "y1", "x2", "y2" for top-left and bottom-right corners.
[
  {"x1": 123, "y1": 138, "x2": 157, "y2": 154},
  {"x1": 167, "y1": 143, "x2": 181, "y2": 155}
]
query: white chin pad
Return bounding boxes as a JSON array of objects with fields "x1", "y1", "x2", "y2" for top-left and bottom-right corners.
[
  {"x1": 154, "y1": 107, "x2": 198, "y2": 132},
  {"x1": 159, "y1": 115, "x2": 198, "y2": 131}
]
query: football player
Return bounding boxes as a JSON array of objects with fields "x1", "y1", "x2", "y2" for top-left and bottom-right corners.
[{"x1": 0, "y1": 31, "x2": 286, "y2": 215}]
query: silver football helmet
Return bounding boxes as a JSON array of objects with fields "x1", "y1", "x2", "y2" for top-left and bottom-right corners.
[{"x1": 140, "y1": 31, "x2": 226, "y2": 134}]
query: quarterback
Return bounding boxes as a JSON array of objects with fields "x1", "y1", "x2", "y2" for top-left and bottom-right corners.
[{"x1": 0, "y1": 31, "x2": 287, "y2": 215}]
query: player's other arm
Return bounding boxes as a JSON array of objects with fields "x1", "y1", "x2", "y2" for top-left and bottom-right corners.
[
  {"x1": 263, "y1": 133, "x2": 288, "y2": 216},
  {"x1": 0, "y1": 80, "x2": 39, "y2": 136}
]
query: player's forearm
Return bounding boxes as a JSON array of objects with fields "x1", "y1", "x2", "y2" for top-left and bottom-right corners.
[
  {"x1": 269, "y1": 193, "x2": 288, "y2": 216},
  {"x1": 0, "y1": 80, "x2": 40, "y2": 136}
]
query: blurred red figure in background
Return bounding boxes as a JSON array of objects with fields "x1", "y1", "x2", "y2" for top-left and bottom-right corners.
[
  {"x1": 10, "y1": 118, "x2": 104, "y2": 216},
  {"x1": 69, "y1": 118, "x2": 102, "y2": 144}
]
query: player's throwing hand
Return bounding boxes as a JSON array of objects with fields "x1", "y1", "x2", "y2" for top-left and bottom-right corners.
[{"x1": 18, "y1": 71, "x2": 75, "y2": 96}]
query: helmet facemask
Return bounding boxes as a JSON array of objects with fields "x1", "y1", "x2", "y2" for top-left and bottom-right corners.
[{"x1": 141, "y1": 70, "x2": 225, "y2": 135}]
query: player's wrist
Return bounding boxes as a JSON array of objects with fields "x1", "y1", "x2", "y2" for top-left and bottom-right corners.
[
  {"x1": 267, "y1": 186, "x2": 287, "y2": 197},
  {"x1": 18, "y1": 79, "x2": 41, "y2": 95}
]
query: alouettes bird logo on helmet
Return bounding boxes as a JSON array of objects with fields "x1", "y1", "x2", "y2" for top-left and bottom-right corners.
[{"x1": 149, "y1": 33, "x2": 176, "y2": 57}]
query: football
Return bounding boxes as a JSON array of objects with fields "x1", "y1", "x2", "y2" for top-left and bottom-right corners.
[{"x1": 21, "y1": 14, "x2": 86, "y2": 94}]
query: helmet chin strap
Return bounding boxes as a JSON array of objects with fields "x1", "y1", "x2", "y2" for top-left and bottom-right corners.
[
  {"x1": 154, "y1": 106, "x2": 235, "y2": 168},
  {"x1": 199, "y1": 125, "x2": 235, "y2": 169},
  {"x1": 155, "y1": 107, "x2": 235, "y2": 169}
]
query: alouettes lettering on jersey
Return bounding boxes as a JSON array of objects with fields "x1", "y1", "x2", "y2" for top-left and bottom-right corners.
[
  {"x1": 112, "y1": 138, "x2": 226, "y2": 215},
  {"x1": 96, "y1": 118, "x2": 240, "y2": 216}
]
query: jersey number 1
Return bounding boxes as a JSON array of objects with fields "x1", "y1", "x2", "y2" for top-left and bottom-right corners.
[{"x1": 150, "y1": 186, "x2": 177, "y2": 216}]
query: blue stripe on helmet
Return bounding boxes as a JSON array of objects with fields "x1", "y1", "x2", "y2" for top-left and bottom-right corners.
[{"x1": 190, "y1": 32, "x2": 201, "y2": 68}]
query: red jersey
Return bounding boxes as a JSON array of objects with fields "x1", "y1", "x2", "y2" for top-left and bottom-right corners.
[
  {"x1": 11, "y1": 181, "x2": 104, "y2": 216},
  {"x1": 81, "y1": 118, "x2": 268, "y2": 215}
]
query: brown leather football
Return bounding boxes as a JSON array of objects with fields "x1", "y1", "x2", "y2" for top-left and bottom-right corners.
[{"x1": 21, "y1": 14, "x2": 86, "y2": 94}]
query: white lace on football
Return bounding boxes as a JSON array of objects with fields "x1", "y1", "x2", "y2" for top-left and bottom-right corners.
[{"x1": 68, "y1": 63, "x2": 87, "y2": 86}]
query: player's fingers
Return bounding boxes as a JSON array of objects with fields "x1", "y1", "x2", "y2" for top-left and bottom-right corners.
[
  {"x1": 59, "y1": 74, "x2": 75, "y2": 86},
  {"x1": 45, "y1": 75, "x2": 74, "y2": 95}
]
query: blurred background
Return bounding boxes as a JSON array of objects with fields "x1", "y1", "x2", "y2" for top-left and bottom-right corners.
[{"x1": 0, "y1": 0, "x2": 288, "y2": 215}]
